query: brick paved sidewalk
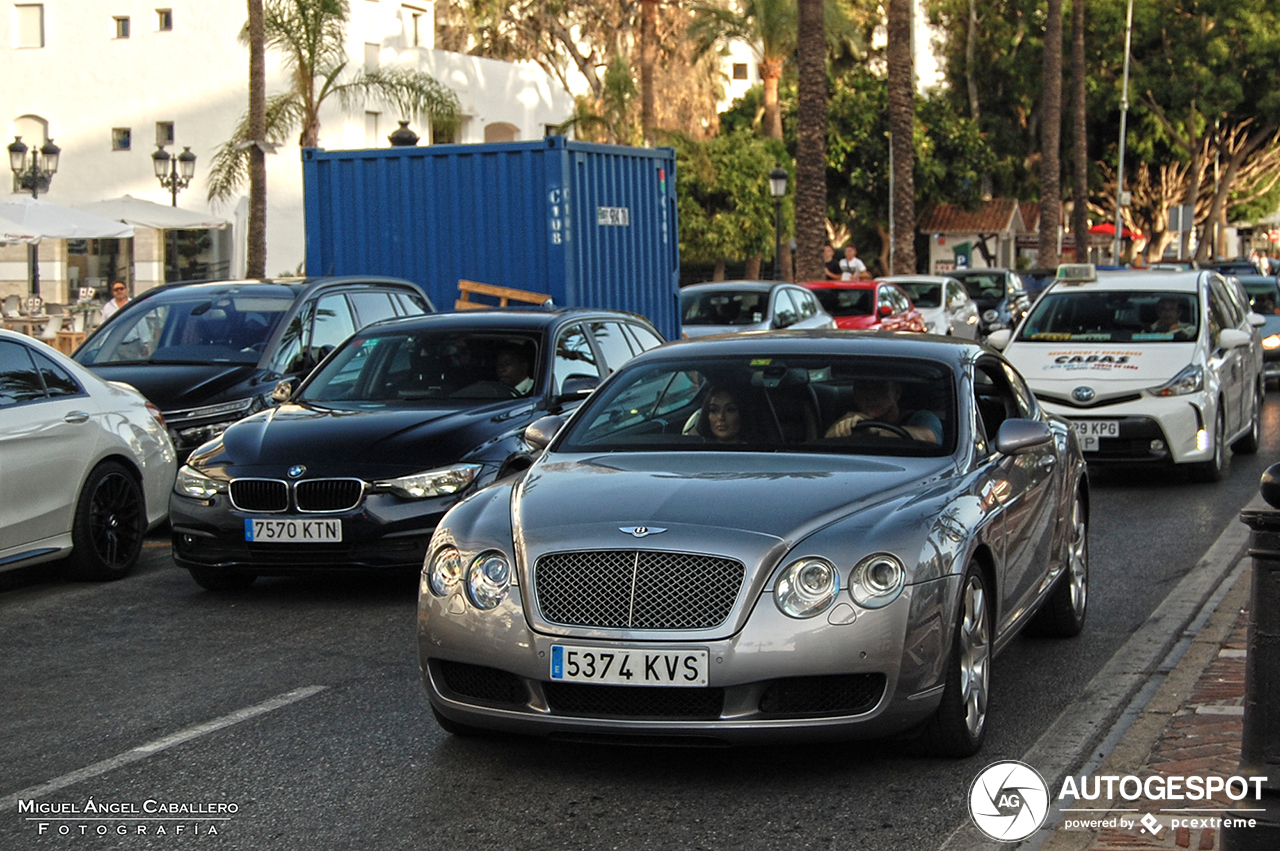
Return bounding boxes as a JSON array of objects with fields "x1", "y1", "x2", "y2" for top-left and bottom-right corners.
[{"x1": 1042, "y1": 567, "x2": 1252, "y2": 851}]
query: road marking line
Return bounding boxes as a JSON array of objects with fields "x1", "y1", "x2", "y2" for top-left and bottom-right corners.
[
  {"x1": 941, "y1": 490, "x2": 1263, "y2": 851},
  {"x1": 0, "y1": 685, "x2": 326, "y2": 810}
]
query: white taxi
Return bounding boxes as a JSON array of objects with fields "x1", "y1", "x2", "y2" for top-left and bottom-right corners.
[{"x1": 988, "y1": 265, "x2": 1264, "y2": 481}]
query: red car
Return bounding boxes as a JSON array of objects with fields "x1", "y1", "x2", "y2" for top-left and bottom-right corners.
[{"x1": 802, "y1": 280, "x2": 928, "y2": 332}]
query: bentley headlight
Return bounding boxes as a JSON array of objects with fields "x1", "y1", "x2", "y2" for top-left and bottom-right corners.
[
  {"x1": 174, "y1": 465, "x2": 226, "y2": 499},
  {"x1": 375, "y1": 463, "x2": 481, "y2": 499},
  {"x1": 1149, "y1": 364, "x2": 1203, "y2": 397},
  {"x1": 774, "y1": 558, "x2": 839, "y2": 618},
  {"x1": 466, "y1": 552, "x2": 511, "y2": 610},
  {"x1": 427, "y1": 546, "x2": 463, "y2": 597},
  {"x1": 849, "y1": 554, "x2": 906, "y2": 609}
]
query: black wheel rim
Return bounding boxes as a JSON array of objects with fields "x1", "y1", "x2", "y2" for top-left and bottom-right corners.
[{"x1": 89, "y1": 473, "x2": 143, "y2": 568}]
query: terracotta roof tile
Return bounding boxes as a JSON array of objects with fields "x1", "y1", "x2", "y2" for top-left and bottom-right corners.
[{"x1": 918, "y1": 198, "x2": 1028, "y2": 234}]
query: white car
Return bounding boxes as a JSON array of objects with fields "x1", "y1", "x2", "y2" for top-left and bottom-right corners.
[
  {"x1": 988, "y1": 267, "x2": 1264, "y2": 481},
  {"x1": 881, "y1": 274, "x2": 981, "y2": 339},
  {"x1": 0, "y1": 329, "x2": 176, "y2": 579},
  {"x1": 679, "y1": 281, "x2": 836, "y2": 337}
]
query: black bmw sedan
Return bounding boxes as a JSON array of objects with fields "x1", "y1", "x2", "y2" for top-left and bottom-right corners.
[{"x1": 170, "y1": 308, "x2": 664, "y2": 590}]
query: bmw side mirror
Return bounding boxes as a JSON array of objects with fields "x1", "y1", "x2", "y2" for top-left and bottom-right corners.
[
  {"x1": 271, "y1": 378, "x2": 299, "y2": 403},
  {"x1": 556, "y1": 374, "x2": 599, "y2": 404},
  {"x1": 994, "y1": 419, "x2": 1053, "y2": 455},
  {"x1": 525, "y1": 415, "x2": 566, "y2": 451}
]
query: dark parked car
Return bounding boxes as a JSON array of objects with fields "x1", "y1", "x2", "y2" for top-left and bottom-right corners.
[
  {"x1": 169, "y1": 308, "x2": 664, "y2": 590},
  {"x1": 73, "y1": 277, "x2": 432, "y2": 459},
  {"x1": 1238, "y1": 275, "x2": 1280, "y2": 386},
  {"x1": 945, "y1": 268, "x2": 1032, "y2": 336}
]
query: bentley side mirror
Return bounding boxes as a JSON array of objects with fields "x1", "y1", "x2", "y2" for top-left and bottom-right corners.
[{"x1": 994, "y1": 419, "x2": 1053, "y2": 455}]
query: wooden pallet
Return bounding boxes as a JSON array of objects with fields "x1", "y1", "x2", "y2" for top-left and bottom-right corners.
[{"x1": 455, "y1": 279, "x2": 552, "y2": 310}]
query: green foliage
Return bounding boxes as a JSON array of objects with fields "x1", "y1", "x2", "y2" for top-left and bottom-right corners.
[{"x1": 668, "y1": 129, "x2": 792, "y2": 264}]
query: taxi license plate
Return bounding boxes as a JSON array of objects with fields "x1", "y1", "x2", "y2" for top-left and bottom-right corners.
[
  {"x1": 1070, "y1": 419, "x2": 1119, "y2": 452},
  {"x1": 244, "y1": 518, "x2": 342, "y2": 543},
  {"x1": 550, "y1": 645, "x2": 708, "y2": 687}
]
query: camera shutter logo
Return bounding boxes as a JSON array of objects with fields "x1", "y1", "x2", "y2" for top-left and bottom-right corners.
[{"x1": 968, "y1": 760, "x2": 1050, "y2": 842}]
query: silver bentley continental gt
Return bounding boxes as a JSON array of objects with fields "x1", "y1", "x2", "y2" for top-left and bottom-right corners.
[{"x1": 417, "y1": 332, "x2": 1089, "y2": 754}]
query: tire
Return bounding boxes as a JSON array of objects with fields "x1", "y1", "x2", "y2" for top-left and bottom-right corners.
[
  {"x1": 921, "y1": 562, "x2": 992, "y2": 758},
  {"x1": 63, "y1": 462, "x2": 147, "y2": 581},
  {"x1": 1231, "y1": 387, "x2": 1262, "y2": 455},
  {"x1": 1190, "y1": 406, "x2": 1226, "y2": 483},
  {"x1": 1027, "y1": 489, "x2": 1088, "y2": 637},
  {"x1": 188, "y1": 566, "x2": 256, "y2": 592}
]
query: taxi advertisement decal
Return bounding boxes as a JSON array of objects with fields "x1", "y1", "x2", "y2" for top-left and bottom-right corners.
[{"x1": 1039, "y1": 350, "x2": 1143, "y2": 372}]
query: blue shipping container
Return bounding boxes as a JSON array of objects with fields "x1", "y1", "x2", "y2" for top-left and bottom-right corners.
[{"x1": 303, "y1": 136, "x2": 680, "y2": 339}]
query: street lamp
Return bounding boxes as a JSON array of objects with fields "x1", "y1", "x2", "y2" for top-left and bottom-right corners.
[
  {"x1": 769, "y1": 166, "x2": 788, "y2": 281},
  {"x1": 152, "y1": 144, "x2": 197, "y2": 281},
  {"x1": 8, "y1": 135, "x2": 61, "y2": 297},
  {"x1": 152, "y1": 144, "x2": 197, "y2": 207}
]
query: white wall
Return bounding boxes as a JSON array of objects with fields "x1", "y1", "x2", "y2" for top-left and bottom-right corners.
[{"x1": 1, "y1": 0, "x2": 574, "y2": 294}]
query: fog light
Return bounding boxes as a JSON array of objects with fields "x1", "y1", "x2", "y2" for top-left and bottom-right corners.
[
  {"x1": 1196, "y1": 429, "x2": 1208, "y2": 451},
  {"x1": 1149, "y1": 439, "x2": 1165, "y2": 452}
]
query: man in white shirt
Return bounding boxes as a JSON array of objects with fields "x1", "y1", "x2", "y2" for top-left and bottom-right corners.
[
  {"x1": 495, "y1": 347, "x2": 534, "y2": 395},
  {"x1": 839, "y1": 245, "x2": 868, "y2": 280},
  {"x1": 99, "y1": 281, "x2": 129, "y2": 322}
]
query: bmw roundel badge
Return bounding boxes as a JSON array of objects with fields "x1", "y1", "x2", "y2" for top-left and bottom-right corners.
[{"x1": 288, "y1": 465, "x2": 306, "y2": 478}]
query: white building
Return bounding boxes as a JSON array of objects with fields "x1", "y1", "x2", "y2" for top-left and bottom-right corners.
[{"x1": 1, "y1": 0, "x2": 574, "y2": 303}]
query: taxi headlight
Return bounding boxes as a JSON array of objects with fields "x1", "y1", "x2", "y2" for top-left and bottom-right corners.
[
  {"x1": 427, "y1": 546, "x2": 463, "y2": 597},
  {"x1": 1263, "y1": 334, "x2": 1280, "y2": 350},
  {"x1": 774, "y1": 558, "x2": 839, "y2": 618},
  {"x1": 174, "y1": 465, "x2": 226, "y2": 499},
  {"x1": 374, "y1": 463, "x2": 481, "y2": 499},
  {"x1": 466, "y1": 552, "x2": 511, "y2": 610},
  {"x1": 1149, "y1": 364, "x2": 1203, "y2": 397},
  {"x1": 849, "y1": 554, "x2": 906, "y2": 609}
]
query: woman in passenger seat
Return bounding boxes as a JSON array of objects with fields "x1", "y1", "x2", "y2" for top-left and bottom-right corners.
[{"x1": 697, "y1": 386, "x2": 754, "y2": 443}]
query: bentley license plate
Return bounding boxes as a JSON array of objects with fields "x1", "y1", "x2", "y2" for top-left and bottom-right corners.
[
  {"x1": 244, "y1": 518, "x2": 342, "y2": 543},
  {"x1": 550, "y1": 645, "x2": 708, "y2": 687},
  {"x1": 1069, "y1": 419, "x2": 1119, "y2": 452}
]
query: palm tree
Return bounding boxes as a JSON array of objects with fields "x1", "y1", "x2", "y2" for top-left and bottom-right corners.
[
  {"x1": 1037, "y1": 0, "x2": 1064, "y2": 268},
  {"x1": 247, "y1": 0, "x2": 267, "y2": 278},
  {"x1": 640, "y1": 0, "x2": 657, "y2": 146},
  {"x1": 208, "y1": 0, "x2": 460, "y2": 204},
  {"x1": 794, "y1": 0, "x2": 826, "y2": 283},
  {"x1": 887, "y1": 0, "x2": 915, "y2": 275},
  {"x1": 1069, "y1": 0, "x2": 1088, "y2": 262}
]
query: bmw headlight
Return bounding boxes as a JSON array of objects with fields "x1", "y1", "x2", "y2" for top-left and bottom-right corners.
[
  {"x1": 174, "y1": 465, "x2": 227, "y2": 499},
  {"x1": 849, "y1": 554, "x2": 906, "y2": 609},
  {"x1": 466, "y1": 552, "x2": 511, "y2": 610},
  {"x1": 774, "y1": 558, "x2": 839, "y2": 618},
  {"x1": 427, "y1": 546, "x2": 463, "y2": 597},
  {"x1": 1149, "y1": 364, "x2": 1203, "y2": 397},
  {"x1": 374, "y1": 463, "x2": 481, "y2": 499}
]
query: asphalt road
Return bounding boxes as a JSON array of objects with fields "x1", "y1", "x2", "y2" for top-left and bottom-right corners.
[{"x1": 3, "y1": 397, "x2": 1278, "y2": 851}]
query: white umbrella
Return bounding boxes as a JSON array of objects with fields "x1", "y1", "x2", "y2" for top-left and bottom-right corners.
[
  {"x1": 0, "y1": 195, "x2": 134, "y2": 239},
  {"x1": 0, "y1": 212, "x2": 40, "y2": 243},
  {"x1": 73, "y1": 195, "x2": 228, "y2": 230}
]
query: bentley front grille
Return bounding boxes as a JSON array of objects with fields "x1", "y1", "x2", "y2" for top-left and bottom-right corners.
[
  {"x1": 533, "y1": 550, "x2": 745, "y2": 630},
  {"x1": 229, "y1": 479, "x2": 288, "y2": 512}
]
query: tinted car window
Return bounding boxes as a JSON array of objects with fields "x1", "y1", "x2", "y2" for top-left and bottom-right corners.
[
  {"x1": 590, "y1": 321, "x2": 637, "y2": 373},
  {"x1": 774, "y1": 291, "x2": 799, "y2": 327},
  {"x1": 625, "y1": 323, "x2": 664, "y2": 352},
  {"x1": 31, "y1": 350, "x2": 83, "y2": 398},
  {"x1": 813, "y1": 287, "x2": 873, "y2": 317},
  {"x1": 0, "y1": 340, "x2": 44, "y2": 406},
  {"x1": 790, "y1": 287, "x2": 819, "y2": 319},
  {"x1": 270, "y1": 302, "x2": 313, "y2": 376},
  {"x1": 393, "y1": 292, "x2": 430, "y2": 316},
  {"x1": 348, "y1": 291, "x2": 399, "y2": 326},
  {"x1": 310, "y1": 293, "x2": 357, "y2": 363},
  {"x1": 554, "y1": 325, "x2": 600, "y2": 392},
  {"x1": 681, "y1": 290, "x2": 769, "y2": 326},
  {"x1": 78, "y1": 293, "x2": 292, "y2": 365},
  {"x1": 898, "y1": 282, "x2": 942, "y2": 308}
]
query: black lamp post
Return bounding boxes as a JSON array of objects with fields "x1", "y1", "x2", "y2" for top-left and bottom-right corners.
[
  {"x1": 152, "y1": 144, "x2": 197, "y2": 281},
  {"x1": 769, "y1": 166, "x2": 788, "y2": 281},
  {"x1": 8, "y1": 136, "x2": 60, "y2": 297}
]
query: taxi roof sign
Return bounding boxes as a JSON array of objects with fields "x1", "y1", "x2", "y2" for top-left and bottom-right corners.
[{"x1": 1055, "y1": 263, "x2": 1097, "y2": 283}]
